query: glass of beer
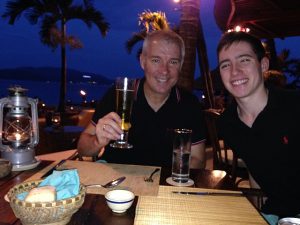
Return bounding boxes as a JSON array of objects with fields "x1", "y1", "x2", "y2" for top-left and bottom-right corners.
[{"x1": 110, "y1": 77, "x2": 135, "y2": 149}]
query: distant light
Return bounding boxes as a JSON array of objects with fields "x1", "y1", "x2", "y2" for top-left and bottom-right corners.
[
  {"x1": 42, "y1": 103, "x2": 46, "y2": 107},
  {"x1": 235, "y1": 25, "x2": 241, "y2": 32},
  {"x1": 202, "y1": 95, "x2": 205, "y2": 99},
  {"x1": 173, "y1": 0, "x2": 180, "y2": 3},
  {"x1": 80, "y1": 90, "x2": 86, "y2": 96},
  {"x1": 83, "y1": 75, "x2": 91, "y2": 79},
  {"x1": 227, "y1": 25, "x2": 250, "y2": 33},
  {"x1": 70, "y1": 106, "x2": 74, "y2": 110}
]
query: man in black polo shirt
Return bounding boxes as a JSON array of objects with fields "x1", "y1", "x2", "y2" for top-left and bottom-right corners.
[
  {"x1": 217, "y1": 32, "x2": 300, "y2": 223},
  {"x1": 77, "y1": 30, "x2": 206, "y2": 169}
]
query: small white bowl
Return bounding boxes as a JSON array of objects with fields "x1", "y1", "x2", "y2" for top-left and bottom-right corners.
[{"x1": 105, "y1": 189, "x2": 135, "y2": 213}]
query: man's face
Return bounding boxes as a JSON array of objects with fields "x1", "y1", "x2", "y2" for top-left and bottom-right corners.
[
  {"x1": 218, "y1": 41, "x2": 268, "y2": 100},
  {"x1": 140, "y1": 39, "x2": 182, "y2": 96}
]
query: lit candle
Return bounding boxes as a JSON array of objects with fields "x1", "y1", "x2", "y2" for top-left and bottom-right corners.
[
  {"x1": 6, "y1": 132, "x2": 29, "y2": 142},
  {"x1": 15, "y1": 133, "x2": 21, "y2": 141}
]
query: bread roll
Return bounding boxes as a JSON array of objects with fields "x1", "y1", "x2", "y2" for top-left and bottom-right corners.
[{"x1": 25, "y1": 186, "x2": 56, "y2": 202}]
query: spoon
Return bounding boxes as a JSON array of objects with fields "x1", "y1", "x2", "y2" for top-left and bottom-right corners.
[{"x1": 85, "y1": 176, "x2": 126, "y2": 189}]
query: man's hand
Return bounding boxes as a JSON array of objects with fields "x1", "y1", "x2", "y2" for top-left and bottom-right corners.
[{"x1": 94, "y1": 112, "x2": 123, "y2": 147}]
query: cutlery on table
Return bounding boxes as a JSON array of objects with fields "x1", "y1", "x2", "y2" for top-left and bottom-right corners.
[
  {"x1": 172, "y1": 191, "x2": 244, "y2": 197},
  {"x1": 144, "y1": 168, "x2": 160, "y2": 182},
  {"x1": 85, "y1": 176, "x2": 126, "y2": 189},
  {"x1": 41, "y1": 159, "x2": 67, "y2": 178},
  {"x1": 44, "y1": 160, "x2": 126, "y2": 189}
]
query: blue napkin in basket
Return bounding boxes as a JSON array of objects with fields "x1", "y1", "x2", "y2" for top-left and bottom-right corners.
[
  {"x1": 18, "y1": 169, "x2": 80, "y2": 201},
  {"x1": 39, "y1": 169, "x2": 80, "y2": 200}
]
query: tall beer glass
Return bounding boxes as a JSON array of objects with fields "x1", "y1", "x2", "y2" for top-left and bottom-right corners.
[{"x1": 110, "y1": 77, "x2": 135, "y2": 149}]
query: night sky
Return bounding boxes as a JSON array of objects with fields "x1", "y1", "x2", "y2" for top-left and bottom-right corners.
[{"x1": 0, "y1": 0, "x2": 300, "y2": 80}]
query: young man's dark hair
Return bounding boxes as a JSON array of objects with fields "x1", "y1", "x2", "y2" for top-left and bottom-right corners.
[{"x1": 217, "y1": 32, "x2": 266, "y2": 62}]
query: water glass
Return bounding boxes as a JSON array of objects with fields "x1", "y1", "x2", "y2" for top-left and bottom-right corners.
[{"x1": 171, "y1": 129, "x2": 192, "y2": 183}]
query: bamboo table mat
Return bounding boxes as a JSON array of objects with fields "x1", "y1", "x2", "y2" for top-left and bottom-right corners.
[
  {"x1": 38, "y1": 160, "x2": 161, "y2": 196},
  {"x1": 134, "y1": 185, "x2": 267, "y2": 225}
]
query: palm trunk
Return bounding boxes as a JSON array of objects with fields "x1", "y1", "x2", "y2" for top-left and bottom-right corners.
[
  {"x1": 58, "y1": 19, "x2": 67, "y2": 113},
  {"x1": 265, "y1": 38, "x2": 279, "y2": 70},
  {"x1": 178, "y1": 0, "x2": 214, "y2": 108},
  {"x1": 197, "y1": 19, "x2": 214, "y2": 108},
  {"x1": 178, "y1": 0, "x2": 200, "y2": 92}
]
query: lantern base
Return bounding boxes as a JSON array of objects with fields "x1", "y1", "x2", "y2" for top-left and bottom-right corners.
[
  {"x1": 1, "y1": 149, "x2": 40, "y2": 171},
  {"x1": 12, "y1": 158, "x2": 40, "y2": 171}
]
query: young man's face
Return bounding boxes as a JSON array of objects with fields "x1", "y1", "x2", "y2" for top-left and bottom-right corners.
[
  {"x1": 140, "y1": 38, "x2": 182, "y2": 97},
  {"x1": 218, "y1": 41, "x2": 269, "y2": 100}
]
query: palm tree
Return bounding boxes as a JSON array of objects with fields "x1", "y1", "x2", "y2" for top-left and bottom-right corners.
[
  {"x1": 126, "y1": 10, "x2": 170, "y2": 59},
  {"x1": 178, "y1": 0, "x2": 214, "y2": 107},
  {"x1": 278, "y1": 49, "x2": 300, "y2": 89},
  {"x1": 2, "y1": 0, "x2": 109, "y2": 112}
]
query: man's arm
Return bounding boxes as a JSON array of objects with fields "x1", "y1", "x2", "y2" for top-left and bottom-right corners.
[
  {"x1": 77, "y1": 112, "x2": 123, "y2": 157},
  {"x1": 249, "y1": 172, "x2": 261, "y2": 189},
  {"x1": 77, "y1": 123, "x2": 104, "y2": 157},
  {"x1": 190, "y1": 142, "x2": 206, "y2": 169}
]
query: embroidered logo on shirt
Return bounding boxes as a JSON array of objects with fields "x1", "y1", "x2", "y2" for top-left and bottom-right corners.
[{"x1": 283, "y1": 136, "x2": 289, "y2": 145}]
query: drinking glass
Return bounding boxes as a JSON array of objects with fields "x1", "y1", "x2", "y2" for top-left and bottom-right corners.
[
  {"x1": 171, "y1": 129, "x2": 192, "y2": 183},
  {"x1": 110, "y1": 77, "x2": 135, "y2": 149}
]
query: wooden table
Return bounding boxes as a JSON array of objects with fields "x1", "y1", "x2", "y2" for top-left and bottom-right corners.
[{"x1": 0, "y1": 150, "x2": 266, "y2": 225}]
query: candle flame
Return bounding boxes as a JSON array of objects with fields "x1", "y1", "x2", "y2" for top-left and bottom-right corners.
[{"x1": 15, "y1": 133, "x2": 22, "y2": 141}]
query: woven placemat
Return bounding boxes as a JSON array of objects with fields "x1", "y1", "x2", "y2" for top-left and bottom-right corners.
[
  {"x1": 26, "y1": 160, "x2": 161, "y2": 196},
  {"x1": 55, "y1": 160, "x2": 161, "y2": 196},
  {"x1": 134, "y1": 186, "x2": 267, "y2": 225},
  {"x1": 26, "y1": 161, "x2": 58, "y2": 181}
]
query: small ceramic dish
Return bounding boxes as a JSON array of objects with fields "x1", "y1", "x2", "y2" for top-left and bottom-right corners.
[
  {"x1": 0, "y1": 159, "x2": 12, "y2": 178},
  {"x1": 105, "y1": 189, "x2": 135, "y2": 213}
]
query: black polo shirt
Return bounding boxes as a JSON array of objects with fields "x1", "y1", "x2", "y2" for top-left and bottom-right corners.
[
  {"x1": 219, "y1": 86, "x2": 300, "y2": 217},
  {"x1": 92, "y1": 78, "x2": 206, "y2": 168}
]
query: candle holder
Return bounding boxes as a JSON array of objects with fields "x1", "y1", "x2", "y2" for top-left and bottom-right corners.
[
  {"x1": 51, "y1": 112, "x2": 62, "y2": 130},
  {"x1": 0, "y1": 86, "x2": 39, "y2": 171}
]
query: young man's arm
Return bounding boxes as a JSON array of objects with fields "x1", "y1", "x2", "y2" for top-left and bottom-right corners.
[{"x1": 190, "y1": 142, "x2": 206, "y2": 169}]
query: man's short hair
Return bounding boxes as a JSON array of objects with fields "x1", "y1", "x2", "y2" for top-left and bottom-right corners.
[
  {"x1": 217, "y1": 32, "x2": 266, "y2": 61},
  {"x1": 142, "y1": 29, "x2": 185, "y2": 64}
]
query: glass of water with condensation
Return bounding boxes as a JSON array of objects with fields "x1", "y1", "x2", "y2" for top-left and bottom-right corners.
[{"x1": 171, "y1": 129, "x2": 192, "y2": 183}]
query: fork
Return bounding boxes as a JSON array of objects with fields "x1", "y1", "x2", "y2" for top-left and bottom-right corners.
[{"x1": 144, "y1": 168, "x2": 160, "y2": 182}]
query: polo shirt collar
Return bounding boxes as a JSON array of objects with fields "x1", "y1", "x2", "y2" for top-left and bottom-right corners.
[
  {"x1": 225, "y1": 86, "x2": 279, "y2": 124},
  {"x1": 264, "y1": 86, "x2": 280, "y2": 110}
]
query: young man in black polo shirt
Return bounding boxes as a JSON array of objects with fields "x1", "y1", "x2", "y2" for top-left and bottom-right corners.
[
  {"x1": 217, "y1": 31, "x2": 300, "y2": 223},
  {"x1": 77, "y1": 30, "x2": 206, "y2": 169}
]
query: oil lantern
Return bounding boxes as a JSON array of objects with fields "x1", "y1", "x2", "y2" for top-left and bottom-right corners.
[{"x1": 0, "y1": 86, "x2": 39, "y2": 171}]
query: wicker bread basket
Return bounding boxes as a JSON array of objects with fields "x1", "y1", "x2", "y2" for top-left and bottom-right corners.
[{"x1": 7, "y1": 180, "x2": 86, "y2": 225}]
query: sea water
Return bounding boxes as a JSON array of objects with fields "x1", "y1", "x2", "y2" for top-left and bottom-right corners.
[{"x1": 0, "y1": 79, "x2": 110, "y2": 106}]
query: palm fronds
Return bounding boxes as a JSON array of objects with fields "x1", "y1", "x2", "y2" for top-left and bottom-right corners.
[
  {"x1": 138, "y1": 10, "x2": 169, "y2": 32},
  {"x1": 126, "y1": 10, "x2": 170, "y2": 57}
]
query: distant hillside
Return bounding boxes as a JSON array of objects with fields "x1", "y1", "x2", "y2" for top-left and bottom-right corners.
[{"x1": 0, "y1": 67, "x2": 113, "y2": 85}]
